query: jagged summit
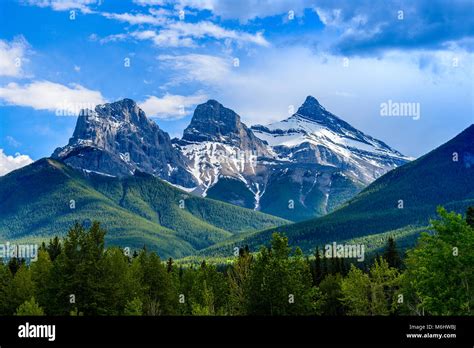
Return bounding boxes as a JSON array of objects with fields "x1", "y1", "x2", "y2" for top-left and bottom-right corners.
[
  {"x1": 300, "y1": 95, "x2": 323, "y2": 109},
  {"x1": 52, "y1": 98, "x2": 196, "y2": 186},
  {"x1": 294, "y1": 95, "x2": 343, "y2": 126},
  {"x1": 251, "y1": 95, "x2": 410, "y2": 184},
  {"x1": 180, "y1": 99, "x2": 269, "y2": 153},
  {"x1": 181, "y1": 100, "x2": 241, "y2": 144}
]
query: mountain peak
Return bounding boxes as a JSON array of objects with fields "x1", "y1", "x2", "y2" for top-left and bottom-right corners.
[
  {"x1": 181, "y1": 100, "x2": 241, "y2": 143},
  {"x1": 296, "y1": 95, "x2": 328, "y2": 120},
  {"x1": 92, "y1": 98, "x2": 146, "y2": 124},
  {"x1": 204, "y1": 99, "x2": 222, "y2": 107},
  {"x1": 302, "y1": 95, "x2": 321, "y2": 107},
  {"x1": 95, "y1": 98, "x2": 138, "y2": 111},
  {"x1": 180, "y1": 100, "x2": 270, "y2": 155},
  {"x1": 51, "y1": 98, "x2": 196, "y2": 186}
]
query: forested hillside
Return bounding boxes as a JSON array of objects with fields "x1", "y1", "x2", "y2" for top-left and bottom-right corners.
[{"x1": 0, "y1": 207, "x2": 471, "y2": 316}]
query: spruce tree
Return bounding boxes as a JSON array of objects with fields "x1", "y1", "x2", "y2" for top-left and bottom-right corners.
[
  {"x1": 313, "y1": 246, "x2": 322, "y2": 285},
  {"x1": 46, "y1": 236, "x2": 62, "y2": 261},
  {"x1": 466, "y1": 206, "x2": 474, "y2": 228},
  {"x1": 383, "y1": 237, "x2": 402, "y2": 269},
  {"x1": 0, "y1": 263, "x2": 12, "y2": 315},
  {"x1": 166, "y1": 257, "x2": 174, "y2": 273}
]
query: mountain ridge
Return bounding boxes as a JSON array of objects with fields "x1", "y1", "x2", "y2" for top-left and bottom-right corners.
[{"x1": 50, "y1": 95, "x2": 411, "y2": 221}]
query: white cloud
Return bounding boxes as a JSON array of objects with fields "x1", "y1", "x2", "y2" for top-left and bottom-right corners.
[
  {"x1": 165, "y1": 21, "x2": 269, "y2": 46},
  {"x1": 0, "y1": 149, "x2": 33, "y2": 176},
  {"x1": 102, "y1": 20, "x2": 269, "y2": 48},
  {"x1": 133, "y1": 0, "x2": 165, "y2": 5},
  {"x1": 0, "y1": 81, "x2": 106, "y2": 113},
  {"x1": 0, "y1": 37, "x2": 30, "y2": 77},
  {"x1": 130, "y1": 29, "x2": 195, "y2": 47},
  {"x1": 21, "y1": 0, "x2": 97, "y2": 13},
  {"x1": 172, "y1": 0, "x2": 313, "y2": 22},
  {"x1": 101, "y1": 11, "x2": 168, "y2": 26},
  {"x1": 139, "y1": 93, "x2": 207, "y2": 119},
  {"x1": 157, "y1": 47, "x2": 473, "y2": 156},
  {"x1": 157, "y1": 53, "x2": 232, "y2": 84}
]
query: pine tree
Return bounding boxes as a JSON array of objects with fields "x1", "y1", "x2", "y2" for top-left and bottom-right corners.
[
  {"x1": 7, "y1": 257, "x2": 23, "y2": 276},
  {"x1": 46, "y1": 236, "x2": 62, "y2": 261},
  {"x1": 321, "y1": 251, "x2": 329, "y2": 277},
  {"x1": 15, "y1": 297, "x2": 45, "y2": 316},
  {"x1": 6, "y1": 265, "x2": 35, "y2": 315},
  {"x1": 47, "y1": 221, "x2": 109, "y2": 315},
  {"x1": 313, "y1": 246, "x2": 322, "y2": 285},
  {"x1": 466, "y1": 206, "x2": 474, "y2": 228},
  {"x1": 319, "y1": 273, "x2": 344, "y2": 315},
  {"x1": 383, "y1": 237, "x2": 402, "y2": 269},
  {"x1": 166, "y1": 257, "x2": 174, "y2": 273},
  {"x1": 30, "y1": 250, "x2": 53, "y2": 314},
  {"x1": 138, "y1": 250, "x2": 177, "y2": 315},
  {"x1": 101, "y1": 248, "x2": 142, "y2": 315},
  {"x1": 247, "y1": 233, "x2": 324, "y2": 315},
  {"x1": 228, "y1": 247, "x2": 252, "y2": 315},
  {"x1": 124, "y1": 297, "x2": 143, "y2": 316},
  {"x1": 0, "y1": 263, "x2": 12, "y2": 315}
]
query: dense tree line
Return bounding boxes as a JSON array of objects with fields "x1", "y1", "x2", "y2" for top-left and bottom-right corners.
[{"x1": 0, "y1": 207, "x2": 472, "y2": 316}]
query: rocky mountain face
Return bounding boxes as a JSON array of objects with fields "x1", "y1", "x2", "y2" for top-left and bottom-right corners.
[
  {"x1": 251, "y1": 96, "x2": 410, "y2": 185},
  {"x1": 174, "y1": 100, "x2": 272, "y2": 197},
  {"x1": 174, "y1": 96, "x2": 411, "y2": 220},
  {"x1": 52, "y1": 99, "x2": 196, "y2": 188},
  {"x1": 52, "y1": 96, "x2": 411, "y2": 221}
]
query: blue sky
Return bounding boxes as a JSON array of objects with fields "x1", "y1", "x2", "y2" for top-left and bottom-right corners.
[{"x1": 0, "y1": 0, "x2": 473, "y2": 175}]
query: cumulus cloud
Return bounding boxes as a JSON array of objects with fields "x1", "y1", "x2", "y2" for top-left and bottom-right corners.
[
  {"x1": 157, "y1": 53, "x2": 232, "y2": 85},
  {"x1": 157, "y1": 46, "x2": 473, "y2": 156},
  {"x1": 0, "y1": 81, "x2": 106, "y2": 114},
  {"x1": 0, "y1": 36, "x2": 31, "y2": 77},
  {"x1": 156, "y1": 0, "x2": 474, "y2": 54},
  {"x1": 139, "y1": 93, "x2": 207, "y2": 119},
  {"x1": 0, "y1": 149, "x2": 33, "y2": 176},
  {"x1": 165, "y1": 21, "x2": 269, "y2": 46},
  {"x1": 172, "y1": 0, "x2": 313, "y2": 22},
  {"x1": 312, "y1": 0, "x2": 474, "y2": 56},
  {"x1": 130, "y1": 29, "x2": 195, "y2": 47},
  {"x1": 101, "y1": 11, "x2": 168, "y2": 26},
  {"x1": 21, "y1": 0, "x2": 97, "y2": 13},
  {"x1": 101, "y1": 20, "x2": 269, "y2": 48}
]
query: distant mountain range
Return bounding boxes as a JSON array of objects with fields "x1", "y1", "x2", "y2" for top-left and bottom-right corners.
[
  {"x1": 197, "y1": 124, "x2": 474, "y2": 257},
  {"x1": 1, "y1": 96, "x2": 471, "y2": 259},
  {"x1": 52, "y1": 96, "x2": 411, "y2": 221}
]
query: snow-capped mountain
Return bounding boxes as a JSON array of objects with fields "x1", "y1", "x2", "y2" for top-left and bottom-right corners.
[
  {"x1": 51, "y1": 96, "x2": 411, "y2": 222},
  {"x1": 52, "y1": 99, "x2": 196, "y2": 187},
  {"x1": 251, "y1": 96, "x2": 410, "y2": 185},
  {"x1": 174, "y1": 100, "x2": 272, "y2": 199},
  {"x1": 176, "y1": 96, "x2": 411, "y2": 221}
]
